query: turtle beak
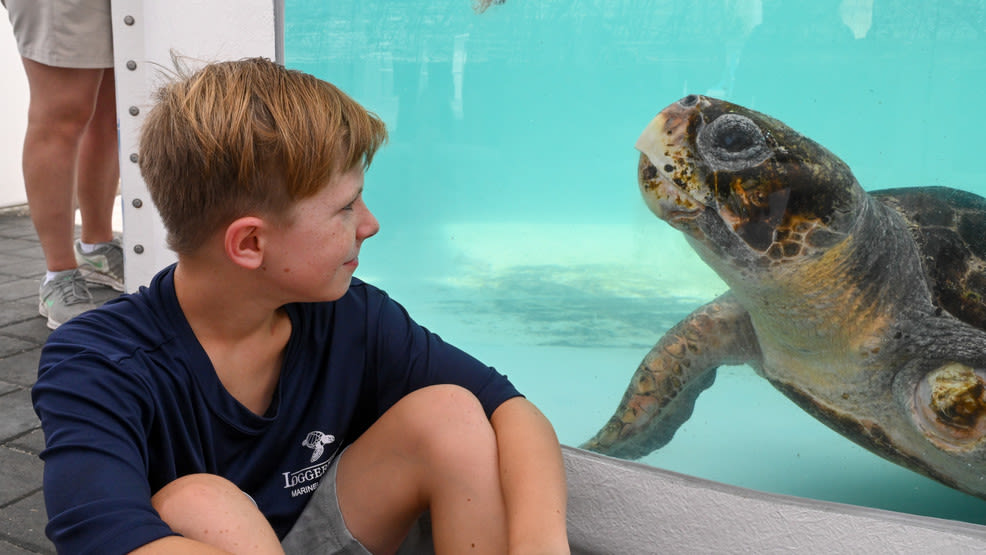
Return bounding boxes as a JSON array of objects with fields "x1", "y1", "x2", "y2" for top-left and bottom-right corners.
[
  {"x1": 636, "y1": 153, "x2": 704, "y2": 224},
  {"x1": 635, "y1": 100, "x2": 707, "y2": 224}
]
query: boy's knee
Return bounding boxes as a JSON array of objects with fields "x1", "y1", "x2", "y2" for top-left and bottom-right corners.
[
  {"x1": 149, "y1": 474, "x2": 282, "y2": 551},
  {"x1": 402, "y1": 385, "x2": 497, "y2": 460},
  {"x1": 152, "y1": 473, "x2": 251, "y2": 524},
  {"x1": 407, "y1": 385, "x2": 488, "y2": 427}
]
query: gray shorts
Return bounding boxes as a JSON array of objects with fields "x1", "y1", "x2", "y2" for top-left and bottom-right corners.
[
  {"x1": 4, "y1": 0, "x2": 113, "y2": 68},
  {"x1": 281, "y1": 451, "x2": 433, "y2": 555}
]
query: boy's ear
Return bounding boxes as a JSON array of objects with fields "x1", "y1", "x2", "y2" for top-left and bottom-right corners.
[{"x1": 224, "y1": 216, "x2": 267, "y2": 270}]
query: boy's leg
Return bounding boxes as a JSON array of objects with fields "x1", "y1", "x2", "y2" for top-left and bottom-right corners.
[
  {"x1": 150, "y1": 473, "x2": 284, "y2": 554},
  {"x1": 149, "y1": 385, "x2": 508, "y2": 554},
  {"x1": 336, "y1": 384, "x2": 508, "y2": 555}
]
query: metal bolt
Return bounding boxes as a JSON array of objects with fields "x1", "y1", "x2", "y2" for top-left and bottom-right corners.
[
  {"x1": 133, "y1": 244, "x2": 145, "y2": 254},
  {"x1": 129, "y1": 153, "x2": 138, "y2": 163},
  {"x1": 124, "y1": 15, "x2": 135, "y2": 25},
  {"x1": 126, "y1": 60, "x2": 137, "y2": 71},
  {"x1": 131, "y1": 198, "x2": 143, "y2": 208},
  {"x1": 128, "y1": 106, "x2": 139, "y2": 116}
]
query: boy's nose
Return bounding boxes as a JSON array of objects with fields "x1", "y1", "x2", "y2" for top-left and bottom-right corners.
[{"x1": 360, "y1": 206, "x2": 380, "y2": 239}]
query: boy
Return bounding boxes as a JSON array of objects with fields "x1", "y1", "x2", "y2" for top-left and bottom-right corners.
[{"x1": 33, "y1": 58, "x2": 570, "y2": 554}]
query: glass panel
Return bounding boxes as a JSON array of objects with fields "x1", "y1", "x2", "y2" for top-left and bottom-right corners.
[{"x1": 285, "y1": 0, "x2": 986, "y2": 522}]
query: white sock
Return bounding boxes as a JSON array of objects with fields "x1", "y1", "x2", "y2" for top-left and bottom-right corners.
[
  {"x1": 78, "y1": 241, "x2": 99, "y2": 254},
  {"x1": 44, "y1": 269, "x2": 75, "y2": 285}
]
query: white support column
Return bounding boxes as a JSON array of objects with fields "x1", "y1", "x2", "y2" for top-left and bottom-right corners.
[{"x1": 110, "y1": 0, "x2": 282, "y2": 290}]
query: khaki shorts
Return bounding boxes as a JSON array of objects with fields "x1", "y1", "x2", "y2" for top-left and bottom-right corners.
[{"x1": 4, "y1": 0, "x2": 113, "y2": 68}]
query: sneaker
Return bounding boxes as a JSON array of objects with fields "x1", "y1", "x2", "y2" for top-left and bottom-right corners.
[
  {"x1": 75, "y1": 238, "x2": 124, "y2": 292},
  {"x1": 38, "y1": 269, "x2": 99, "y2": 330}
]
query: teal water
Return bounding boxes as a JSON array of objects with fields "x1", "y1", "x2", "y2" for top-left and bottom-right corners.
[{"x1": 285, "y1": 1, "x2": 986, "y2": 523}]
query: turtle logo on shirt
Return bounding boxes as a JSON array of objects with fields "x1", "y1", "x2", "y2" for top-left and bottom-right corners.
[{"x1": 301, "y1": 431, "x2": 335, "y2": 463}]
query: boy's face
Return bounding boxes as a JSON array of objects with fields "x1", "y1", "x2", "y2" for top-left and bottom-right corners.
[{"x1": 263, "y1": 168, "x2": 379, "y2": 302}]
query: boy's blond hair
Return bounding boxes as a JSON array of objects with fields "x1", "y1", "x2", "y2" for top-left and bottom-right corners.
[{"x1": 139, "y1": 57, "x2": 387, "y2": 254}]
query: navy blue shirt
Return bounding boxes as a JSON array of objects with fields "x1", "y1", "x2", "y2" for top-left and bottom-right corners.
[{"x1": 33, "y1": 265, "x2": 521, "y2": 554}]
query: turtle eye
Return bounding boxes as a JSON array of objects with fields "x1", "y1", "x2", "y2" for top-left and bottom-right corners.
[
  {"x1": 718, "y1": 127, "x2": 757, "y2": 152},
  {"x1": 697, "y1": 114, "x2": 772, "y2": 171}
]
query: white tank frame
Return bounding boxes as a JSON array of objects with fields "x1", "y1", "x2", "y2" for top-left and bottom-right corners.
[
  {"x1": 109, "y1": 1, "x2": 986, "y2": 551},
  {"x1": 110, "y1": 0, "x2": 281, "y2": 290}
]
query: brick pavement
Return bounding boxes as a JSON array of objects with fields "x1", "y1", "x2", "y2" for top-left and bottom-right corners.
[{"x1": 0, "y1": 209, "x2": 118, "y2": 554}]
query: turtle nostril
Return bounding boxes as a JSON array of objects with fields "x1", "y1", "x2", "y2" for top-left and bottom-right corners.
[{"x1": 680, "y1": 95, "x2": 699, "y2": 107}]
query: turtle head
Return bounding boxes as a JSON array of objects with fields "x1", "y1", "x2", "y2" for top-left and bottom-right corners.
[{"x1": 636, "y1": 95, "x2": 865, "y2": 271}]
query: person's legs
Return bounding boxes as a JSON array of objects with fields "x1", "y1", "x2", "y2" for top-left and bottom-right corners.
[
  {"x1": 335, "y1": 384, "x2": 508, "y2": 555},
  {"x1": 76, "y1": 67, "x2": 119, "y2": 246},
  {"x1": 151, "y1": 473, "x2": 284, "y2": 554},
  {"x1": 23, "y1": 59, "x2": 124, "y2": 326},
  {"x1": 21, "y1": 58, "x2": 107, "y2": 272}
]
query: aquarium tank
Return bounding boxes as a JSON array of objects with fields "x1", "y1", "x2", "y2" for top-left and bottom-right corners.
[{"x1": 285, "y1": 0, "x2": 986, "y2": 523}]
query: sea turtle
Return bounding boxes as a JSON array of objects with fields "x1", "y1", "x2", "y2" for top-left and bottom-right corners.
[{"x1": 583, "y1": 95, "x2": 986, "y2": 500}]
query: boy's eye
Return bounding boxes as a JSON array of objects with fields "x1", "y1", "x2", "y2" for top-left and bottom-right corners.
[{"x1": 342, "y1": 189, "x2": 364, "y2": 212}]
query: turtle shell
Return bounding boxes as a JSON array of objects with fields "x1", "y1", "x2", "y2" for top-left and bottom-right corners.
[{"x1": 876, "y1": 186, "x2": 986, "y2": 331}]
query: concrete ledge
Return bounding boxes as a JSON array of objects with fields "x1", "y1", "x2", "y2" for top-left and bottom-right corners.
[{"x1": 564, "y1": 445, "x2": 986, "y2": 554}]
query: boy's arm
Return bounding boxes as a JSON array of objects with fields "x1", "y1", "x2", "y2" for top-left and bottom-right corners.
[{"x1": 490, "y1": 397, "x2": 570, "y2": 554}]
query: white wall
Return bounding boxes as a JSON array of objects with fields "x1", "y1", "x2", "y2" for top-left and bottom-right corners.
[
  {"x1": 0, "y1": 14, "x2": 28, "y2": 208},
  {"x1": 111, "y1": 0, "x2": 279, "y2": 290},
  {"x1": 563, "y1": 447, "x2": 986, "y2": 554}
]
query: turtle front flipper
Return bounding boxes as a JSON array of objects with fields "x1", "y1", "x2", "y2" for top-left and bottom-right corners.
[
  {"x1": 910, "y1": 359, "x2": 986, "y2": 455},
  {"x1": 582, "y1": 293, "x2": 761, "y2": 459}
]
